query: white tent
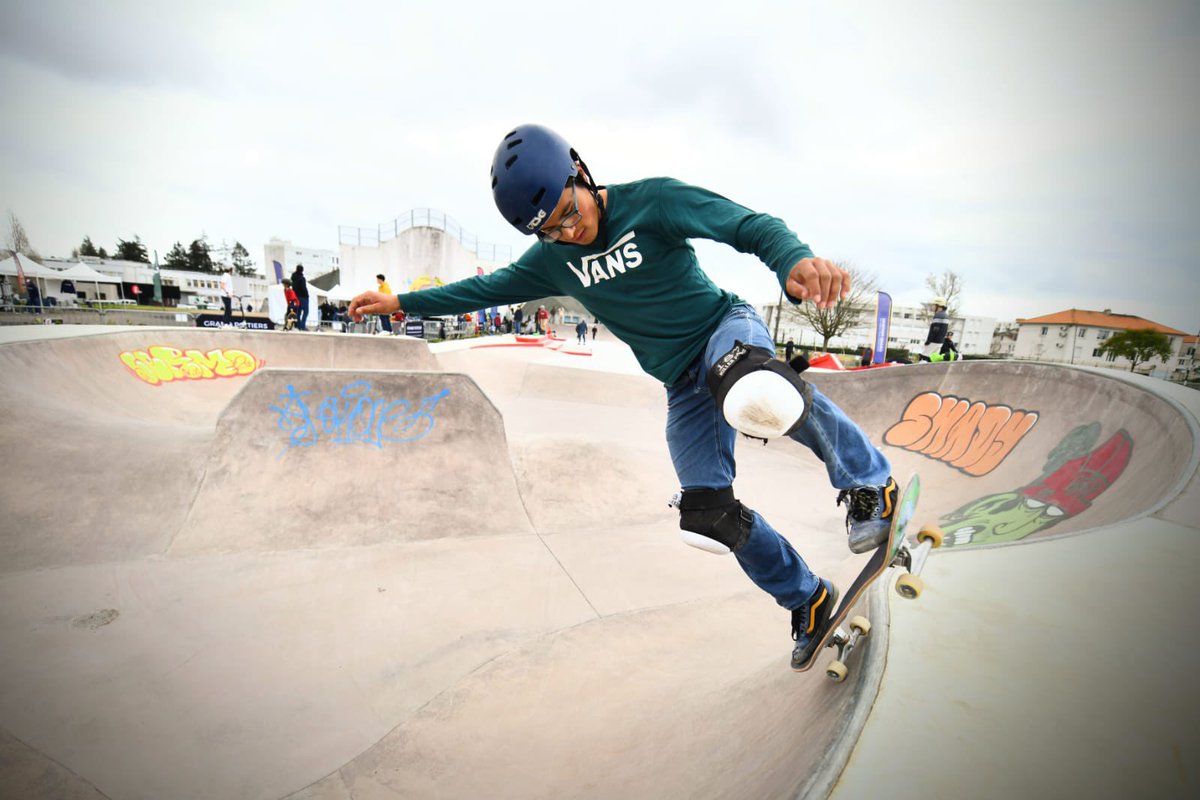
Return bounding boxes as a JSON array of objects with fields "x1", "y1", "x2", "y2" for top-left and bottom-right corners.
[
  {"x1": 0, "y1": 255, "x2": 59, "y2": 306},
  {"x1": 59, "y1": 262, "x2": 124, "y2": 301},
  {"x1": 0, "y1": 255, "x2": 59, "y2": 279},
  {"x1": 323, "y1": 284, "x2": 357, "y2": 303}
]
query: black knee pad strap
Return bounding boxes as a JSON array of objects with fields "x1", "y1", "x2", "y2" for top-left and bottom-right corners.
[
  {"x1": 706, "y1": 340, "x2": 814, "y2": 436},
  {"x1": 678, "y1": 487, "x2": 754, "y2": 552}
]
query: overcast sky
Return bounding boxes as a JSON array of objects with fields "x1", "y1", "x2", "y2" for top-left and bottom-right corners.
[{"x1": 2, "y1": 0, "x2": 1197, "y2": 329}]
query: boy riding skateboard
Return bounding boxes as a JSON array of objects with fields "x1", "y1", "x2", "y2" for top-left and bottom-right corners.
[{"x1": 349, "y1": 124, "x2": 898, "y2": 669}]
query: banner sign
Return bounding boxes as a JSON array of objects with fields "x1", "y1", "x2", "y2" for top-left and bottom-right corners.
[
  {"x1": 195, "y1": 313, "x2": 275, "y2": 331},
  {"x1": 872, "y1": 291, "x2": 893, "y2": 365},
  {"x1": 405, "y1": 320, "x2": 425, "y2": 338}
]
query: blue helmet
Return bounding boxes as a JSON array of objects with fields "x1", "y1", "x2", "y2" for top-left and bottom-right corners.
[{"x1": 491, "y1": 124, "x2": 578, "y2": 236}]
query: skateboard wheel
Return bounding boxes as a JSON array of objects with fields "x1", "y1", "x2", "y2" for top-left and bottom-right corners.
[
  {"x1": 825, "y1": 660, "x2": 848, "y2": 683},
  {"x1": 917, "y1": 525, "x2": 944, "y2": 548},
  {"x1": 849, "y1": 616, "x2": 871, "y2": 636},
  {"x1": 896, "y1": 573, "x2": 924, "y2": 599}
]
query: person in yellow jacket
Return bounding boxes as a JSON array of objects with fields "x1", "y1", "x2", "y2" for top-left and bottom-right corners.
[{"x1": 375, "y1": 274, "x2": 393, "y2": 334}]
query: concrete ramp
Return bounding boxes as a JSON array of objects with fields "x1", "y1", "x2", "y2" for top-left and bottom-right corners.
[
  {"x1": 172, "y1": 368, "x2": 533, "y2": 555},
  {"x1": 807, "y1": 360, "x2": 1196, "y2": 546},
  {"x1": 1, "y1": 325, "x2": 1198, "y2": 800},
  {"x1": 0, "y1": 330, "x2": 437, "y2": 571}
]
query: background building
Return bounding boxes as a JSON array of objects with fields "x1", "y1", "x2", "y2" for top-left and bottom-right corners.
[
  {"x1": 38, "y1": 256, "x2": 277, "y2": 311},
  {"x1": 337, "y1": 209, "x2": 512, "y2": 297},
  {"x1": 262, "y1": 238, "x2": 340, "y2": 284},
  {"x1": 759, "y1": 299, "x2": 997, "y2": 358},
  {"x1": 1013, "y1": 309, "x2": 1190, "y2": 377}
]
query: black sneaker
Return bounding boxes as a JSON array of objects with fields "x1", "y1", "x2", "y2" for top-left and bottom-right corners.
[
  {"x1": 837, "y1": 477, "x2": 899, "y2": 554},
  {"x1": 791, "y1": 578, "x2": 839, "y2": 670}
]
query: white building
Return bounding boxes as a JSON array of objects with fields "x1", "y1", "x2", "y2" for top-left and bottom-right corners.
[
  {"x1": 337, "y1": 209, "x2": 512, "y2": 297},
  {"x1": 38, "y1": 256, "x2": 290, "y2": 312},
  {"x1": 1177, "y1": 336, "x2": 1198, "y2": 383},
  {"x1": 262, "y1": 238, "x2": 340, "y2": 283},
  {"x1": 1013, "y1": 309, "x2": 1191, "y2": 378},
  {"x1": 759, "y1": 299, "x2": 996, "y2": 357},
  {"x1": 990, "y1": 323, "x2": 1019, "y2": 357}
]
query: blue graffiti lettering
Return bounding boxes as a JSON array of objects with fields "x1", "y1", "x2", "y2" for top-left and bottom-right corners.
[{"x1": 268, "y1": 381, "x2": 449, "y2": 458}]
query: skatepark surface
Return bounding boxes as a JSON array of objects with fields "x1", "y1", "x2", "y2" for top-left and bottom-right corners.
[{"x1": 0, "y1": 325, "x2": 1197, "y2": 799}]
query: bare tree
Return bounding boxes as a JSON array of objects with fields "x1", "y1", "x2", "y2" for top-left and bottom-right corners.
[
  {"x1": 924, "y1": 270, "x2": 963, "y2": 317},
  {"x1": 3, "y1": 211, "x2": 39, "y2": 260},
  {"x1": 782, "y1": 261, "x2": 880, "y2": 349}
]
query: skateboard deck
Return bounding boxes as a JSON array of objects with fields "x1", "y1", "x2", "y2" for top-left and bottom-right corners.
[{"x1": 793, "y1": 472, "x2": 942, "y2": 681}]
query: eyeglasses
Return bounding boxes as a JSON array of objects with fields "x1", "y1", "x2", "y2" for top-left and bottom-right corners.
[{"x1": 538, "y1": 180, "x2": 582, "y2": 242}]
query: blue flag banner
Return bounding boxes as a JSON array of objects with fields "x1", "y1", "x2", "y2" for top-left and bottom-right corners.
[
  {"x1": 872, "y1": 291, "x2": 893, "y2": 365},
  {"x1": 273, "y1": 260, "x2": 284, "y2": 283}
]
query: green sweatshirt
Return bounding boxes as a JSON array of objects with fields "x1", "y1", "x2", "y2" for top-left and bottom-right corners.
[{"x1": 397, "y1": 177, "x2": 813, "y2": 385}]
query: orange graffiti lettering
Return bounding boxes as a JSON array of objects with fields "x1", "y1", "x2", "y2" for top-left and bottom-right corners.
[
  {"x1": 884, "y1": 392, "x2": 1038, "y2": 476},
  {"x1": 119, "y1": 345, "x2": 262, "y2": 386}
]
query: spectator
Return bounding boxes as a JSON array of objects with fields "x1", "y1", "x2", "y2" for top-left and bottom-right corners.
[
  {"x1": 220, "y1": 267, "x2": 234, "y2": 324},
  {"x1": 375, "y1": 274, "x2": 393, "y2": 334},
  {"x1": 575, "y1": 317, "x2": 588, "y2": 345},
  {"x1": 290, "y1": 264, "x2": 309, "y2": 331},
  {"x1": 282, "y1": 279, "x2": 299, "y2": 331},
  {"x1": 25, "y1": 280, "x2": 41, "y2": 312}
]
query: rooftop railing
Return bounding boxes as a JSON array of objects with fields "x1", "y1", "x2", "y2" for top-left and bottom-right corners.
[{"x1": 338, "y1": 209, "x2": 512, "y2": 263}]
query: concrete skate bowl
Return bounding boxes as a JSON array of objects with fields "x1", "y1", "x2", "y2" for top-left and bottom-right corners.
[
  {"x1": 805, "y1": 359, "x2": 1198, "y2": 548},
  {"x1": 2, "y1": 327, "x2": 1198, "y2": 800},
  {"x1": 0, "y1": 328, "x2": 435, "y2": 570}
]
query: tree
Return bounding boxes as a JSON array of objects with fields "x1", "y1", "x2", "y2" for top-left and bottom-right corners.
[
  {"x1": 163, "y1": 241, "x2": 189, "y2": 269},
  {"x1": 78, "y1": 235, "x2": 100, "y2": 257},
  {"x1": 114, "y1": 236, "x2": 150, "y2": 263},
  {"x1": 231, "y1": 241, "x2": 255, "y2": 276},
  {"x1": 1098, "y1": 329, "x2": 1173, "y2": 373},
  {"x1": 924, "y1": 270, "x2": 963, "y2": 318},
  {"x1": 4, "y1": 212, "x2": 39, "y2": 260},
  {"x1": 781, "y1": 261, "x2": 880, "y2": 349},
  {"x1": 187, "y1": 237, "x2": 214, "y2": 272}
]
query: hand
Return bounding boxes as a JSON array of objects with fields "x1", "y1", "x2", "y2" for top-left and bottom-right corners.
[
  {"x1": 785, "y1": 257, "x2": 851, "y2": 309},
  {"x1": 347, "y1": 290, "x2": 400, "y2": 322}
]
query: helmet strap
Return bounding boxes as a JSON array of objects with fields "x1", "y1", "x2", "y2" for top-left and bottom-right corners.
[{"x1": 571, "y1": 150, "x2": 609, "y2": 247}]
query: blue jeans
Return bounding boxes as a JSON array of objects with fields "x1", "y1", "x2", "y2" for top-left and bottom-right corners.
[
  {"x1": 297, "y1": 298, "x2": 309, "y2": 331},
  {"x1": 665, "y1": 304, "x2": 891, "y2": 610}
]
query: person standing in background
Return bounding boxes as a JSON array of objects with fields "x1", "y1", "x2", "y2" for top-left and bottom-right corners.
[
  {"x1": 291, "y1": 265, "x2": 310, "y2": 331},
  {"x1": 376, "y1": 274, "x2": 393, "y2": 334}
]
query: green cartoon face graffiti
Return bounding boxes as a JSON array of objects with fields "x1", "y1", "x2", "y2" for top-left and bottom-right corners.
[{"x1": 940, "y1": 491, "x2": 1067, "y2": 547}]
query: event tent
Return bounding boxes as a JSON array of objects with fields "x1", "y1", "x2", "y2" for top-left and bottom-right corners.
[{"x1": 58, "y1": 262, "x2": 124, "y2": 300}]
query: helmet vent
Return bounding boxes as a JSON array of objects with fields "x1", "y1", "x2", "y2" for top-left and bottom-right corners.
[
  {"x1": 491, "y1": 176, "x2": 498, "y2": 189},
  {"x1": 506, "y1": 138, "x2": 523, "y2": 150},
  {"x1": 511, "y1": 216, "x2": 524, "y2": 226},
  {"x1": 505, "y1": 155, "x2": 518, "y2": 169},
  {"x1": 531, "y1": 187, "x2": 545, "y2": 205}
]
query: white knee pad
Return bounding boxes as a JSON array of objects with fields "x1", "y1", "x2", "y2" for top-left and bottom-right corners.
[
  {"x1": 722, "y1": 369, "x2": 808, "y2": 439},
  {"x1": 708, "y1": 341, "x2": 813, "y2": 441}
]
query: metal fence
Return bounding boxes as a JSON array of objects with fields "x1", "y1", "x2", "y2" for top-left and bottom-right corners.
[{"x1": 338, "y1": 208, "x2": 513, "y2": 263}]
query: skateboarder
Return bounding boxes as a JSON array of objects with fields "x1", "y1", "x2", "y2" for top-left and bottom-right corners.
[
  {"x1": 920, "y1": 297, "x2": 950, "y2": 360},
  {"x1": 348, "y1": 124, "x2": 897, "y2": 669}
]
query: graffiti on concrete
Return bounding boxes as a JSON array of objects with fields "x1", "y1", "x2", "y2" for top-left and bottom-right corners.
[
  {"x1": 939, "y1": 423, "x2": 1133, "y2": 547},
  {"x1": 269, "y1": 380, "x2": 449, "y2": 458},
  {"x1": 884, "y1": 391, "x2": 1039, "y2": 476},
  {"x1": 120, "y1": 345, "x2": 262, "y2": 386}
]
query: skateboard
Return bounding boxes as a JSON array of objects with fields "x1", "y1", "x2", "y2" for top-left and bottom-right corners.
[{"x1": 794, "y1": 472, "x2": 943, "y2": 682}]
